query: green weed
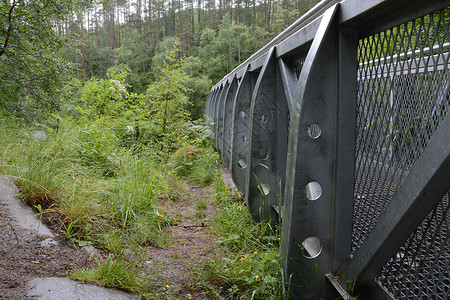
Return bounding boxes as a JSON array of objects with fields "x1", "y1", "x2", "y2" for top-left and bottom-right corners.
[
  {"x1": 199, "y1": 176, "x2": 284, "y2": 299},
  {"x1": 70, "y1": 255, "x2": 146, "y2": 294},
  {"x1": 195, "y1": 198, "x2": 208, "y2": 210},
  {"x1": 172, "y1": 145, "x2": 219, "y2": 186}
]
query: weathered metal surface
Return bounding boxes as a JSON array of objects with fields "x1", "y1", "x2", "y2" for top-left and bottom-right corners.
[
  {"x1": 205, "y1": 0, "x2": 450, "y2": 298},
  {"x1": 230, "y1": 67, "x2": 258, "y2": 193},
  {"x1": 222, "y1": 76, "x2": 239, "y2": 170}
]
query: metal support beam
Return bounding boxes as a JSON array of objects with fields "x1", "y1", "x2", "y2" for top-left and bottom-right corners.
[
  {"x1": 245, "y1": 47, "x2": 281, "y2": 223},
  {"x1": 282, "y1": 4, "x2": 356, "y2": 298},
  {"x1": 230, "y1": 66, "x2": 255, "y2": 193},
  {"x1": 212, "y1": 87, "x2": 222, "y2": 143},
  {"x1": 332, "y1": 26, "x2": 358, "y2": 270},
  {"x1": 216, "y1": 82, "x2": 229, "y2": 152},
  {"x1": 222, "y1": 76, "x2": 239, "y2": 170}
]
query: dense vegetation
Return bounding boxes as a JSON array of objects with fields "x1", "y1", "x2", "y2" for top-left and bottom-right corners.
[
  {"x1": 1, "y1": 0, "x2": 320, "y2": 122},
  {"x1": 0, "y1": 0, "x2": 320, "y2": 298}
]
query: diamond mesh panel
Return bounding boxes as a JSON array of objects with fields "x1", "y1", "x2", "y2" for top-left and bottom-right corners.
[
  {"x1": 377, "y1": 190, "x2": 449, "y2": 299},
  {"x1": 352, "y1": 8, "x2": 450, "y2": 253}
]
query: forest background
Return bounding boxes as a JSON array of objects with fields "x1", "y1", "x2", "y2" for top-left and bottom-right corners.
[{"x1": 1, "y1": 0, "x2": 320, "y2": 122}]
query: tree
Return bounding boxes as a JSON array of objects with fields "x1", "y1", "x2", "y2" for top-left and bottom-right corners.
[
  {"x1": 0, "y1": 0, "x2": 91, "y2": 121},
  {"x1": 146, "y1": 38, "x2": 191, "y2": 152}
]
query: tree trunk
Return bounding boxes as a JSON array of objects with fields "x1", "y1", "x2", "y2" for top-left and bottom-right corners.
[
  {"x1": 252, "y1": 0, "x2": 255, "y2": 32},
  {"x1": 237, "y1": 0, "x2": 240, "y2": 25},
  {"x1": 229, "y1": 0, "x2": 232, "y2": 24},
  {"x1": 0, "y1": 1, "x2": 17, "y2": 58},
  {"x1": 197, "y1": 0, "x2": 201, "y2": 24}
]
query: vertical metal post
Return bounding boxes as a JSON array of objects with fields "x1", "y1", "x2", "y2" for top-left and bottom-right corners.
[
  {"x1": 282, "y1": 5, "x2": 356, "y2": 298},
  {"x1": 332, "y1": 26, "x2": 358, "y2": 271},
  {"x1": 230, "y1": 66, "x2": 254, "y2": 192},
  {"x1": 218, "y1": 81, "x2": 232, "y2": 156},
  {"x1": 205, "y1": 88, "x2": 216, "y2": 129},
  {"x1": 245, "y1": 47, "x2": 282, "y2": 223},
  {"x1": 275, "y1": 58, "x2": 297, "y2": 214},
  {"x1": 222, "y1": 76, "x2": 239, "y2": 170},
  {"x1": 214, "y1": 87, "x2": 222, "y2": 143},
  {"x1": 215, "y1": 84, "x2": 227, "y2": 151}
]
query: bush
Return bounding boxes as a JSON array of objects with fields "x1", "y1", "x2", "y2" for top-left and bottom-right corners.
[{"x1": 172, "y1": 146, "x2": 218, "y2": 186}]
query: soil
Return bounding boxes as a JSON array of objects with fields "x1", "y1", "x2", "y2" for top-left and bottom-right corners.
[
  {"x1": 0, "y1": 180, "x2": 220, "y2": 299},
  {"x1": 0, "y1": 206, "x2": 96, "y2": 299},
  {"x1": 144, "y1": 183, "x2": 220, "y2": 299}
]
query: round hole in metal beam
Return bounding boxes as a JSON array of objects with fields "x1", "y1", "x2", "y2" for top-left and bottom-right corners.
[
  {"x1": 305, "y1": 182, "x2": 322, "y2": 201},
  {"x1": 261, "y1": 114, "x2": 268, "y2": 124},
  {"x1": 239, "y1": 111, "x2": 246, "y2": 118},
  {"x1": 308, "y1": 124, "x2": 321, "y2": 139},
  {"x1": 252, "y1": 149, "x2": 269, "y2": 161},
  {"x1": 238, "y1": 159, "x2": 247, "y2": 169},
  {"x1": 258, "y1": 183, "x2": 270, "y2": 196},
  {"x1": 301, "y1": 237, "x2": 322, "y2": 259}
]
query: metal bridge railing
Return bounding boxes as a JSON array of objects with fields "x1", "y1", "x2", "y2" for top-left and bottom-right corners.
[{"x1": 205, "y1": 0, "x2": 450, "y2": 298}]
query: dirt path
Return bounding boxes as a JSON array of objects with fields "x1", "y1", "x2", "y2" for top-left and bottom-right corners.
[
  {"x1": 0, "y1": 179, "x2": 219, "y2": 299},
  {"x1": 144, "y1": 183, "x2": 219, "y2": 299}
]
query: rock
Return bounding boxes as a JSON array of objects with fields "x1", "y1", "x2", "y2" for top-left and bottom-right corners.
[
  {"x1": 27, "y1": 277, "x2": 143, "y2": 300},
  {"x1": 40, "y1": 238, "x2": 58, "y2": 248},
  {"x1": 0, "y1": 177, "x2": 53, "y2": 237},
  {"x1": 83, "y1": 245, "x2": 102, "y2": 259},
  {"x1": 31, "y1": 130, "x2": 47, "y2": 142}
]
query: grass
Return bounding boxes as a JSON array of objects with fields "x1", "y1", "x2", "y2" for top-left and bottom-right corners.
[
  {"x1": 199, "y1": 176, "x2": 285, "y2": 299},
  {"x1": 0, "y1": 115, "x2": 285, "y2": 299},
  {"x1": 0, "y1": 116, "x2": 176, "y2": 244},
  {"x1": 70, "y1": 254, "x2": 148, "y2": 294}
]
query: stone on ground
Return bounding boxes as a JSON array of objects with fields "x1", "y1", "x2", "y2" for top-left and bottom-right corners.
[
  {"x1": 0, "y1": 176, "x2": 54, "y2": 237},
  {"x1": 27, "y1": 277, "x2": 143, "y2": 300}
]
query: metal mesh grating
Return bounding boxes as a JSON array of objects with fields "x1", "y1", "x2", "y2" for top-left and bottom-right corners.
[
  {"x1": 352, "y1": 8, "x2": 450, "y2": 253},
  {"x1": 377, "y1": 190, "x2": 449, "y2": 299}
]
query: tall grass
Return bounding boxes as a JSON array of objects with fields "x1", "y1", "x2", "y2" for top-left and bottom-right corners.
[
  {"x1": 70, "y1": 254, "x2": 148, "y2": 294},
  {"x1": 200, "y1": 176, "x2": 285, "y2": 299},
  {"x1": 0, "y1": 115, "x2": 285, "y2": 298},
  {"x1": 171, "y1": 146, "x2": 219, "y2": 185},
  {"x1": 0, "y1": 117, "x2": 175, "y2": 247}
]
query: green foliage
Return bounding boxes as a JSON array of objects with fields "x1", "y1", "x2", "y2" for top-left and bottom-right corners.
[
  {"x1": 0, "y1": 116, "x2": 175, "y2": 250},
  {"x1": 75, "y1": 123, "x2": 122, "y2": 177},
  {"x1": 78, "y1": 70, "x2": 131, "y2": 118},
  {"x1": 9, "y1": 141, "x2": 64, "y2": 208},
  {"x1": 196, "y1": 21, "x2": 270, "y2": 82},
  {"x1": 172, "y1": 145, "x2": 218, "y2": 186},
  {"x1": 70, "y1": 255, "x2": 147, "y2": 294},
  {"x1": 114, "y1": 30, "x2": 154, "y2": 79},
  {"x1": 146, "y1": 38, "x2": 193, "y2": 156},
  {"x1": 184, "y1": 56, "x2": 213, "y2": 119},
  {"x1": 0, "y1": 0, "x2": 91, "y2": 121},
  {"x1": 0, "y1": 105, "x2": 284, "y2": 298},
  {"x1": 201, "y1": 176, "x2": 285, "y2": 299},
  {"x1": 170, "y1": 120, "x2": 219, "y2": 185}
]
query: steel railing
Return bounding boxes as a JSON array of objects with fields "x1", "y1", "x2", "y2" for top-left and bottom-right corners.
[{"x1": 205, "y1": 0, "x2": 450, "y2": 298}]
